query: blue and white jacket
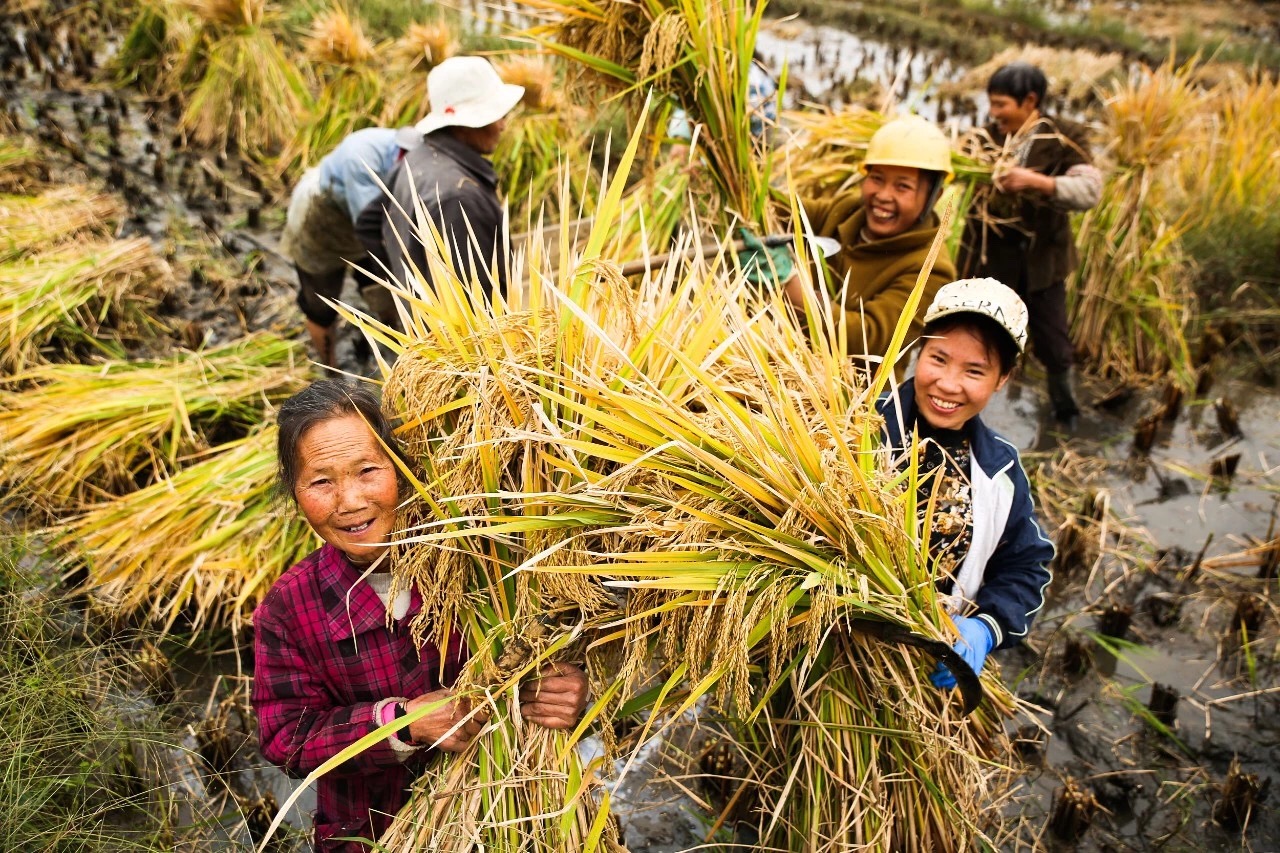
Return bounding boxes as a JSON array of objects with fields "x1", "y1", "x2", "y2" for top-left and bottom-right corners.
[{"x1": 878, "y1": 379, "x2": 1054, "y2": 649}]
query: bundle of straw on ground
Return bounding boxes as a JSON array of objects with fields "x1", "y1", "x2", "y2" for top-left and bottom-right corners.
[
  {"x1": 1069, "y1": 60, "x2": 1200, "y2": 383},
  {"x1": 112, "y1": 0, "x2": 196, "y2": 93},
  {"x1": 379, "y1": 20, "x2": 457, "y2": 126},
  {"x1": 0, "y1": 139, "x2": 45, "y2": 194},
  {"x1": 175, "y1": 0, "x2": 310, "y2": 154},
  {"x1": 515, "y1": 0, "x2": 779, "y2": 231},
  {"x1": 0, "y1": 187, "x2": 124, "y2": 262},
  {"x1": 276, "y1": 6, "x2": 384, "y2": 177},
  {"x1": 0, "y1": 334, "x2": 306, "y2": 516},
  {"x1": 56, "y1": 425, "x2": 317, "y2": 634},
  {"x1": 285, "y1": 128, "x2": 1023, "y2": 851},
  {"x1": 0, "y1": 237, "x2": 171, "y2": 373}
]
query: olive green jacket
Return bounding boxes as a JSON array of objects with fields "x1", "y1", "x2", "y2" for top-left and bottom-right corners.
[{"x1": 803, "y1": 196, "x2": 957, "y2": 358}]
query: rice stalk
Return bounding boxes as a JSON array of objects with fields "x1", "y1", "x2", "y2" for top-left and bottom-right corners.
[
  {"x1": 112, "y1": 1, "x2": 197, "y2": 93},
  {"x1": 1167, "y1": 68, "x2": 1280, "y2": 294},
  {"x1": 323, "y1": 114, "x2": 1022, "y2": 851},
  {"x1": 0, "y1": 188, "x2": 124, "y2": 262},
  {"x1": 178, "y1": 6, "x2": 310, "y2": 155},
  {"x1": 0, "y1": 237, "x2": 172, "y2": 374},
  {"x1": 186, "y1": 0, "x2": 263, "y2": 29},
  {"x1": 0, "y1": 334, "x2": 306, "y2": 516},
  {"x1": 304, "y1": 4, "x2": 376, "y2": 65},
  {"x1": 739, "y1": 634, "x2": 1017, "y2": 852},
  {"x1": 0, "y1": 139, "x2": 44, "y2": 194},
  {"x1": 514, "y1": 0, "x2": 779, "y2": 231},
  {"x1": 56, "y1": 425, "x2": 318, "y2": 635},
  {"x1": 1069, "y1": 59, "x2": 1201, "y2": 382}
]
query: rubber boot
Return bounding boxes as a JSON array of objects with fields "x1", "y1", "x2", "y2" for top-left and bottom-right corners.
[{"x1": 1047, "y1": 371, "x2": 1080, "y2": 423}]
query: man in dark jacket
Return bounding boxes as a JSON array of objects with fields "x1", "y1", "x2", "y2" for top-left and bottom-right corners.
[
  {"x1": 958, "y1": 62, "x2": 1103, "y2": 422},
  {"x1": 368, "y1": 56, "x2": 524, "y2": 300}
]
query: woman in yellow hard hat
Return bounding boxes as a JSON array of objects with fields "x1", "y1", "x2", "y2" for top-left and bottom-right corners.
[{"x1": 778, "y1": 115, "x2": 958, "y2": 362}]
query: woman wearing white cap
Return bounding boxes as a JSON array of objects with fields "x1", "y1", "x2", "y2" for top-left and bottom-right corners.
[
  {"x1": 377, "y1": 56, "x2": 525, "y2": 298},
  {"x1": 878, "y1": 277, "x2": 1054, "y2": 688}
]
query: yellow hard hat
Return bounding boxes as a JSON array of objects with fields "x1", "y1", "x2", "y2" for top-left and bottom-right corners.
[{"x1": 863, "y1": 115, "x2": 954, "y2": 181}]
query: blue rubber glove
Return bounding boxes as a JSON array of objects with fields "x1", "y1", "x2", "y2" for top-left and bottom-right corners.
[
  {"x1": 737, "y1": 228, "x2": 794, "y2": 288},
  {"x1": 931, "y1": 615, "x2": 995, "y2": 690}
]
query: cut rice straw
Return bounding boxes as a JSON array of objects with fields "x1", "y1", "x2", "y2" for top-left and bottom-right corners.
[
  {"x1": 0, "y1": 188, "x2": 124, "y2": 262},
  {"x1": 0, "y1": 334, "x2": 306, "y2": 516},
  {"x1": 0, "y1": 237, "x2": 171, "y2": 373},
  {"x1": 57, "y1": 425, "x2": 317, "y2": 635}
]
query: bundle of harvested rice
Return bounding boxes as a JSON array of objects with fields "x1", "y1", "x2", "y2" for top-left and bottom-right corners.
[
  {"x1": 112, "y1": 0, "x2": 196, "y2": 93},
  {"x1": 177, "y1": 0, "x2": 310, "y2": 154},
  {"x1": 267, "y1": 122, "x2": 1021, "y2": 852},
  {"x1": 0, "y1": 188, "x2": 124, "y2": 262},
  {"x1": 941, "y1": 45, "x2": 1123, "y2": 109},
  {"x1": 0, "y1": 139, "x2": 44, "y2": 194},
  {"x1": 1168, "y1": 68, "x2": 1280, "y2": 295},
  {"x1": 492, "y1": 55, "x2": 603, "y2": 226},
  {"x1": 277, "y1": 6, "x2": 384, "y2": 177},
  {"x1": 380, "y1": 20, "x2": 457, "y2": 126},
  {"x1": 0, "y1": 334, "x2": 306, "y2": 516},
  {"x1": 777, "y1": 107, "x2": 991, "y2": 198},
  {"x1": 57, "y1": 425, "x2": 317, "y2": 634},
  {"x1": 0, "y1": 237, "x2": 171, "y2": 373},
  {"x1": 514, "y1": 0, "x2": 779, "y2": 230}
]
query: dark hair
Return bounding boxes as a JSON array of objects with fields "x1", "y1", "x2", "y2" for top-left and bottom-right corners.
[
  {"x1": 987, "y1": 62, "x2": 1048, "y2": 107},
  {"x1": 275, "y1": 380, "x2": 408, "y2": 503},
  {"x1": 921, "y1": 313, "x2": 1020, "y2": 377}
]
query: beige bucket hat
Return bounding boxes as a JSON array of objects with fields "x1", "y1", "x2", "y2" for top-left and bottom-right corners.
[{"x1": 413, "y1": 56, "x2": 525, "y2": 137}]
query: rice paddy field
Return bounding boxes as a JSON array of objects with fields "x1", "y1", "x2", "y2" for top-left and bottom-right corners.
[{"x1": 0, "y1": 0, "x2": 1277, "y2": 851}]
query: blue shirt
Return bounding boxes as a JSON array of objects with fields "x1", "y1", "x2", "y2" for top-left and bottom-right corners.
[{"x1": 318, "y1": 127, "x2": 405, "y2": 223}]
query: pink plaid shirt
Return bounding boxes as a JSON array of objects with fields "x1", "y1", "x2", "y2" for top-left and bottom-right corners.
[{"x1": 251, "y1": 543, "x2": 465, "y2": 850}]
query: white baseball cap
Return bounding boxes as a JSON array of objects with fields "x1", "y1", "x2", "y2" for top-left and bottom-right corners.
[
  {"x1": 923, "y1": 277, "x2": 1029, "y2": 352},
  {"x1": 414, "y1": 56, "x2": 525, "y2": 137}
]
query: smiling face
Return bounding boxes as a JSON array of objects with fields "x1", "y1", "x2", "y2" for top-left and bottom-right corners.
[
  {"x1": 293, "y1": 414, "x2": 401, "y2": 567},
  {"x1": 861, "y1": 164, "x2": 931, "y2": 240},
  {"x1": 988, "y1": 92, "x2": 1039, "y2": 136},
  {"x1": 913, "y1": 327, "x2": 1010, "y2": 430}
]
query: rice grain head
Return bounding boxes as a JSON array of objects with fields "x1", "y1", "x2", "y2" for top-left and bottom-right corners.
[{"x1": 305, "y1": 6, "x2": 376, "y2": 66}]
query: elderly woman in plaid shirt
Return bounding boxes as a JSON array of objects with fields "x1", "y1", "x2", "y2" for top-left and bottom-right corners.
[{"x1": 252, "y1": 380, "x2": 588, "y2": 851}]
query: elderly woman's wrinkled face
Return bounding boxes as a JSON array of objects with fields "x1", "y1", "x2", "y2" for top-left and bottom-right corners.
[{"x1": 293, "y1": 414, "x2": 400, "y2": 566}]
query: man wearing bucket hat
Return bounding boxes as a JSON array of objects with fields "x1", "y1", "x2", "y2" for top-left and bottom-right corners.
[
  {"x1": 762, "y1": 114, "x2": 958, "y2": 361},
  {"x1": 377, "y1": 55, "x2": 524, "y2": 298},
  {"x1": 878, "y1": 277, "x2": 1054, "y2": 690},
  {"x1": 958, "y1": 62, "x2": 1103, "y2": 423},
  {"x1": 280, "y1": 125, "x2": 423, "y2": 366}
]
